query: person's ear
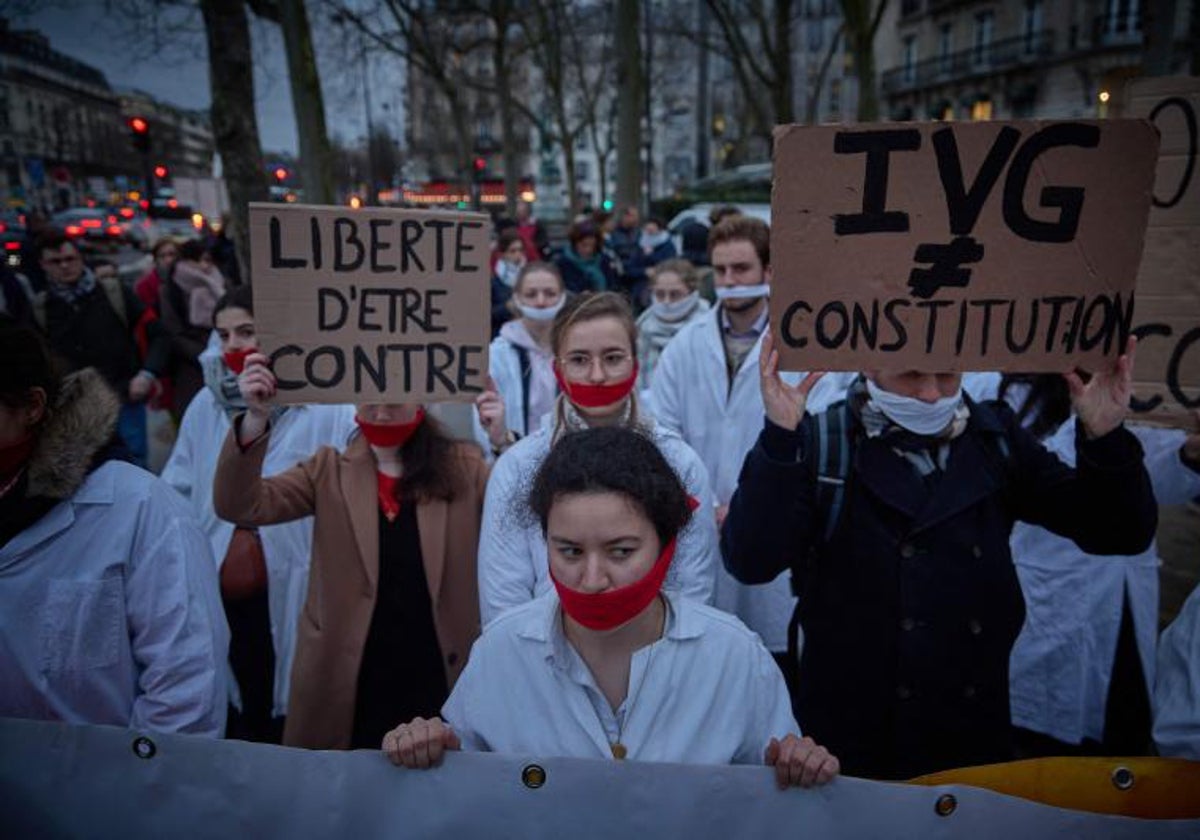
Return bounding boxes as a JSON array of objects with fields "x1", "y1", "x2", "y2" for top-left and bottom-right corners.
[{"x1": 24, "y1": 387, "x2": 48, "y2": 427}]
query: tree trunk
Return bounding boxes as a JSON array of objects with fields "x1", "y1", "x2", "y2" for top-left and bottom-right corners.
[
  {"x1": 494, "y1": 11, "x2": 519, "y2": 217},
  {"x1": 278, "y1": 0, "x2": 335, "y2": 204},
  {"x1": 772, "y1": 0, "x2": 795, "y2": 125},
  {"x1": 200, "y1": 0, "x2": 268, "y2": 284},
  {"x1": 615, "y1": 0, "x2": 642, "y2": 211},
  {"x1": 852, "y1": 29, "x2": 879, "y2": 122}
]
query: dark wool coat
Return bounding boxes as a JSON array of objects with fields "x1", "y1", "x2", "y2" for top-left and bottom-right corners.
[{"x1": 721, "y1": 398, "x2": 1157, "y2": 779}]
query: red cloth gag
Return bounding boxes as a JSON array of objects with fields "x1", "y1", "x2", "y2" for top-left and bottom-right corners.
[{"x1": 552, "y1": 362, "x2": 639, "y2": 409}]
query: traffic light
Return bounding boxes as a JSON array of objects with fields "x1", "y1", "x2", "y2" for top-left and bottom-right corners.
[
  {"x1": 128, "y1": 116, "x2": 150, "y2": 153},
  {"x1": 274, "y1": 167, "x2": 288, "y2": 182},
  {"x1": 153, "y1": 164, "x2": 168, "y2": 179},
  {"x1": 473, "y1": 156, "x2": 487, "y2": 174}
]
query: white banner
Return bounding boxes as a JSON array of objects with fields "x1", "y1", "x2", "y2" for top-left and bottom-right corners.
[{"x1": 0, "y1": 718, "x2": 1196, "y2": 838}]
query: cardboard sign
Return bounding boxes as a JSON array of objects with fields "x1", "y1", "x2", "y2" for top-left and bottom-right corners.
[
  {"x1": 1123, "y1": 77, "x2": 1200, "y2": 428},
  {"x1": 769, "y1": 120, "x2": 1160, "y2": 372},
  {"x1": 249, "y1": 203, "x2": 490, "y2": 403}
]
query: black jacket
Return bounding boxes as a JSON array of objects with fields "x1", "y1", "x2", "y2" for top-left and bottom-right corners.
[
  {"x1": 721, "y1": 397, "x2": 1157, "y2": 779},
  {"x1": 41, "y1": 281, "x2": 169, "y2": 401}
]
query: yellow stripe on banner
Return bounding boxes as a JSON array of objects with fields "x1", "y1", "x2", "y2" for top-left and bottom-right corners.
[{"x1": 908, "y1": 757, "x2": 1200, "y2": 819}]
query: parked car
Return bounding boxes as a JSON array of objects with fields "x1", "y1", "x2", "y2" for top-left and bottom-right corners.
[
  {"x1": 666, "y1": 202, "x2": 772, "y2": 256},
  {"x1": 51, "y1": 208, "x2": 123, "y2": 252},
  {"x1": 146, "y1": 202, "x2": 203, "y2": 243},
  {"x1": 109, "y1": 205, "x2": 153, "y2": 250}
]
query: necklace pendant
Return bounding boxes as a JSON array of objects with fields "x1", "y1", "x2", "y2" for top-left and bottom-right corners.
[{"x1": 610, "y1": 742, "x2": 627, "y2": 760}]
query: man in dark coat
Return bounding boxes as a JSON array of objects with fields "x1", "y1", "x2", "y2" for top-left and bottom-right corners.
[
  {"x1": 33, "y1": 231, "x2": 169, "y2": 466},
  {"x1": 721, "y1": 337, "x2": 1157, "y2": 779}
]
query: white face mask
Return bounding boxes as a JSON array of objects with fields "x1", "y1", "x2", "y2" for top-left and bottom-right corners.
[
  {"x1": 651, "y1": 291, "x2": 699, "y2": 322},
  {"x1": 866, "y1": 379, "x2": 963, "y2": 436},
  {"x1": 518, "y1": 296, "x2": 565, "y2": 322},
  {"x1": 714, "y1": 283, "x2": 770, "y2": 301}
]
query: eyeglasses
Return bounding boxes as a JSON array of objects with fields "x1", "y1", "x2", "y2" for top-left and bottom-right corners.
[{"x1": 558, "y1": 351, "x2": 633, "y2": 378}]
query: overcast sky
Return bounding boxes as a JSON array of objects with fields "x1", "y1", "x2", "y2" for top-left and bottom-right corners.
[{"x1": 14, "y1": 1, "x2": 405, "y2": 159}]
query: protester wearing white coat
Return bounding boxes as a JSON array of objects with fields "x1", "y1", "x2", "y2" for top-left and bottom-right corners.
[
  {"x1": 472, "y1": 262, "x2": 563, "y2": 459},
  {"x1": 651, "y1": 307, "x2": 852, "y2": 654},
  {"x1": 477, "y1": 291, "x2": 718, "y2": 626},
  {"x1": 478, "y1": 416, "x2": 718, "y2": 625},
  {"x1": 162, "y1": 385, "x2": 355, "y2": 718},
  {"x1": 1007, "y1": 419, "x2": 1200, "y2": 748},
  {"x1": 0, "y1": 358, "x2": 228, "y2": 737},
  {"x1": 1154, "y1": 581, "x2": 1200, "y2": 760}
]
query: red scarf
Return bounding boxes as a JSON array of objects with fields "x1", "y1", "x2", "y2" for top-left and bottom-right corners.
[
  {"x1": 356, "y1": 408, "x2": 425, "y2": 448},
  {"x1": 551, "y1": 496, "x2": 699, "y2": 631},
  {"x1": 552, "y1": 363, "x2": 639, "y2": 409},
  {"x1": 376, "y1": 472, "x2": 402, "y2": 523},
  {"x1": 222, "y1": 346, "x2": 257, "y2": 375}
]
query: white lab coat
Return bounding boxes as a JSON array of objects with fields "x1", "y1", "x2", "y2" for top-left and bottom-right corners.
[
  {"x1": 162, "y1": 389, "x2": 356, "y2": 716},
  {"x1": 0, "y1": 461, "x2": 229, "y2": 736},
  {"x1": 444, "y1": 589, "x2": 800, "y2": 763},
  {"x1": 1008, "y1": 420, "x2": 1200, "y2": 744},
  {"x1": 649, "y1": 309, "x2": 854, "y2": 651},
  {"x1": 478, "y1": 414, "x2": 719, "y2": 626},
  {"x1": 471, "y1": 331, "x2": 555, "y2": 458},
  {"x1": 1155, "y1": 582, "x2": 1200, "y2": 760}
]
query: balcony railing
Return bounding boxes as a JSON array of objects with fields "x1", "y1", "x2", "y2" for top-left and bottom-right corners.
[{"x1": 882, "y1": 30, "x2": 1056, "y2": 94}]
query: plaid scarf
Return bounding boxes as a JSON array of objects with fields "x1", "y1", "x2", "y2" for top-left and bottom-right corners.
[
  {"x1": 847, "y1": 376, "x2": 969, "y2": 479},
  {"x1": 46, "y1": 268, "x2": 97, "y2": 307}
]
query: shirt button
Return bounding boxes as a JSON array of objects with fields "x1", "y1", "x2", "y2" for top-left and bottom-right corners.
[
  {"x1": 900, "y1": 618, "x2": 915, "y2": 632},
  {"x1": 963, "y1": 685, "x2": 977, "y2": 699},
  {"x1": 972, "y1": 545, "x2": 983, "y2": 559},
  {"x1": 897, "y1": 685, "x2": 912, "y2": 700},
  {"x1": 968, "y1": 619, "x2": 983, "y2": 636},
  {"x1": 446, "y1": 652, "x2": 459, "y2": 666},
  {"x1": 899, "y1": 542, "x2": 916, "y2": 559}
]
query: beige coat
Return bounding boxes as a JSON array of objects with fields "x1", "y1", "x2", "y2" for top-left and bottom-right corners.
[{"x1": 213, "y1": 427, "x2": 488, "y2": 749}]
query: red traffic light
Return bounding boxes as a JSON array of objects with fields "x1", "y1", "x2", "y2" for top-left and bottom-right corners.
[
  {"x1": 274, "y1": 167, "x2": 288, "y2": 182},
  {"x1": 154, "y1": 165, "x2": 168, "y2": 179},
  {"x1": 129, "y1": 117, "x2": 149, "y2": 134},
  {"x1": 473, "y1": 157, "x2": 487, "y2": 172}
]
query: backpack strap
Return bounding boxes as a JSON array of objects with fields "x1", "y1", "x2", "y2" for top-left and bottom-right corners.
[
  {"x1": 812, "y1": 399, "x2": 854, "y2": 546},
  {"x1": 513, "y1": 344, "x2": 532, "y2": 435}
]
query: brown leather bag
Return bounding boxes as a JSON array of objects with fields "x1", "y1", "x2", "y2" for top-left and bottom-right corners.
[{"x1": 220, "y1": 527, "x2": 268, "y2": 600}]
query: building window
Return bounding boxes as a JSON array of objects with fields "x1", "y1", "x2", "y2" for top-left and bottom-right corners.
[
  {"x1": 971, "y1": 97, "x2": 993, "y2": 121},
  {"x1": 1023, "y1": 0, "x2": 1043, "y2": 52},
  {"x1": 974, "y1": 11, "x2": 994, "y2": 66},
  {"x1": 574, "y1": 160, "x2": 590, "y2": 181},
  {"x1": 808, "y1": 19, "x2": 824, "y2": 51},
  {"x1": 938, "y1": 23, "x2": 952, "y2": 75},
  {"x1": 902, "y1": 35, "x2": 917, "y2": 85},
  {"x1": 901, "y1": 0, "x2": 921, "y2": 16}
]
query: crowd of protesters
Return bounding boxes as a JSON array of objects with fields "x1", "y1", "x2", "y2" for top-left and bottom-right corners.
[{"x1": 1, "y1": 201, "x2": 1199, "y2": 796}]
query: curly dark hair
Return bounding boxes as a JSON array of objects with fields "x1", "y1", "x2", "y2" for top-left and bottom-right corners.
[{"x1": 528, "y1": 426, "x2": 692, "y2": 546}]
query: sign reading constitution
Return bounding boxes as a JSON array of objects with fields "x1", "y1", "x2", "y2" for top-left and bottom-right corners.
[
  {"x1": 249, "y1": 203, "x2": 490, "y2": 403},
  {"x1": 770, "y1": 120, "x2": 1160, "y2": 372}
]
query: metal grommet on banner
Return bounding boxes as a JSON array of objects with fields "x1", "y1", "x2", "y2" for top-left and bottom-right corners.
[
  {"x1": 521, "y1": 764, "x2": 546, "y2": 789},
  {"x1": 1111, "y1": 766, "x2": 1135, "y2": 791},
  {"x1": 131, "y1": 736, "x2": 157, "y2": 760},
  {"x1": 934, "y1": 793, "x2": 957, "y2": 817}
]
